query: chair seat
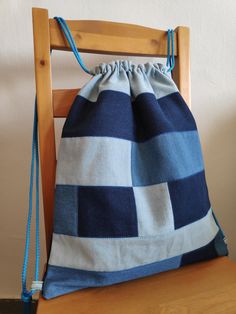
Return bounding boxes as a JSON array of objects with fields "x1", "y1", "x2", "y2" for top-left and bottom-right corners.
[{"x1": 36, "y1": 257, "x2": 236, "y2": 313}]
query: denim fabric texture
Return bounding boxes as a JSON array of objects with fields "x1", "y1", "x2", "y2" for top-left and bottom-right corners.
[{"x1": 42, "y1": 60, "x2": 228, "y2": 299}]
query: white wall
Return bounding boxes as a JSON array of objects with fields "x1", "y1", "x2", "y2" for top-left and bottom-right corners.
[{"x1": 1, "y1": 0, "x2": 236, "y2": 298}]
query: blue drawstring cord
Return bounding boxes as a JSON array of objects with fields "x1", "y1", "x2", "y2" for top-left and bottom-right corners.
[
  {"x1": 166, "y1": 29, "x2": 175, "y2": 72},
  {"x1": 21, "y1": 18, "x2": 93, "y2": 302},
  {"x1": 54, "y1": 16, "x2": 92, "y2": 75},
  {"x1": 21, "y1": 98, "x2": 42, "y2": 303}
]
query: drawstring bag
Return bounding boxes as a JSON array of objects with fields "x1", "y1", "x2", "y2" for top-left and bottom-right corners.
[{"x1": 21, "y1": 17, "x2": 228, "y2": 301}]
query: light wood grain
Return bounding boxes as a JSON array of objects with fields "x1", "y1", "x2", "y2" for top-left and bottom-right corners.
[
  {"x1": 49, "y1": 19, "x2": 177, "y2": 57},
  {"x1": 172, "y1": 27, "x2": 191, "y2": 107},
  {"x1": 37, "y1": 257, "x2": 236, "y2": 313},
  {"x1": 53, "y1": 88, "x2": 80, "y2": 117},
  {"x1": 32, "y1": 8, "x2": 56, "y2": 255}
]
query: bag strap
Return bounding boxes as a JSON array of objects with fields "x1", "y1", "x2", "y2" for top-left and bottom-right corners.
[
  {"x1": 21, "y1": 17, "x2": 92, "y2": 303},
  {"x1": 54, "y1": 17, "x2": 93, "y2": 75},
  {"x1": 21, "y1": 98, "x2": 42, "y2": 303}
]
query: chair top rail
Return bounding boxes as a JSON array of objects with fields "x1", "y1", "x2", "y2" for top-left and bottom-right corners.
[{"x1": 49, "y1": 19, "x2": 177, "y2": 57}]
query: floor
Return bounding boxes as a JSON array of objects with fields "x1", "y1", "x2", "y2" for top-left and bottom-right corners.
[{"x1": 0, "y1": 300, "x2": 37, "y2": 314}]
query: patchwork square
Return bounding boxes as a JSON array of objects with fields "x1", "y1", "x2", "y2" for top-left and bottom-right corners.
[
  {"x1": 132, "y1": 92, "x2": 196, "y2": 141},
  {"x1": 131, "y1": 131, "x2": 204, "y2": 186},
  {"x1": 133, "y1": 183, "x2": 174, "y2": 236},
  {"x1": 168, "y1": 171, "x2": 211, "y2": 229},
  {"x1": 56, "y1": 136, "x2": 132, "y2": 187},
  {"x1": 77, "y1": 186, "x2": 138, "y2": 237},
  {"x1": 62, "y1": 91, "x2": 136, "y2": 140},
  {"x1": 53, "y1": 185, "x2": 78, "y2": 236},
  {"x1": 180, "y1": 236, "x2": 218, "y2": 266}
]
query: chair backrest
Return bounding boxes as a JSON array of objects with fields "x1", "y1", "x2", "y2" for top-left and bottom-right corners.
[{"x1": 32, "y1": 7, "x2": 190, "y2": 256}]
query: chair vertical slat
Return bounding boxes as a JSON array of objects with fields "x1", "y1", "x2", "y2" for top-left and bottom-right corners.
[
  {"x1": 172, "y1": 27, "x2": 191, "y2": 108},
  {"x1": 32, "y1": 8, "x2": 56, "y2": 256},
  {"x1": 53, "y1": 88, "x2": 80, "y2": 117}
]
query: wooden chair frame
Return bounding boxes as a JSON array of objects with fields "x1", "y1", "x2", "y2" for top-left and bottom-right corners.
[
  {"x1": 32, "y1": 7, "x2": 236, "y2": 314},
  {"x1": 32, "y1": 7, "x2": 190, "y2": 256}
]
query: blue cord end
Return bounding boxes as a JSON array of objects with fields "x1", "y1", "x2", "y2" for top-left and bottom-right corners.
[
  {"x1": 21, "y1": 291, "x2": 32, "y2": 303},
  {"x1": 166, "y1": 29, "x2": 175, "y2": 73}
]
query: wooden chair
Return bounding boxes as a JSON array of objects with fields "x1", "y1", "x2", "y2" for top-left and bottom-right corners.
[{"x1": 32, "y1": 7, "x2": 236, "y2": 313}]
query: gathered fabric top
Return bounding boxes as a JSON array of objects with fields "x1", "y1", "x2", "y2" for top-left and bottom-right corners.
[
  {"x1": 90, "y1": 60, "x2": 170, "y2": 76},
  {"x1": 78, "y1": 59, "x2": 178, "y2": 102}
]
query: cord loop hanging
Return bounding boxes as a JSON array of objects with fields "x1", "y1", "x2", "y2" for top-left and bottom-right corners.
[
  {"x1": 21, "y1": 98, "x2": 41, "y2": 303},
  {"x1": 54, "y1": 17, "x2": 92, "y2": 75}
]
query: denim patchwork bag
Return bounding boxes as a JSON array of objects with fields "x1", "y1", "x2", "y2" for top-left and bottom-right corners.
[{"x1": 21, "y1": 17, "x2": 228, "y2": 301}]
